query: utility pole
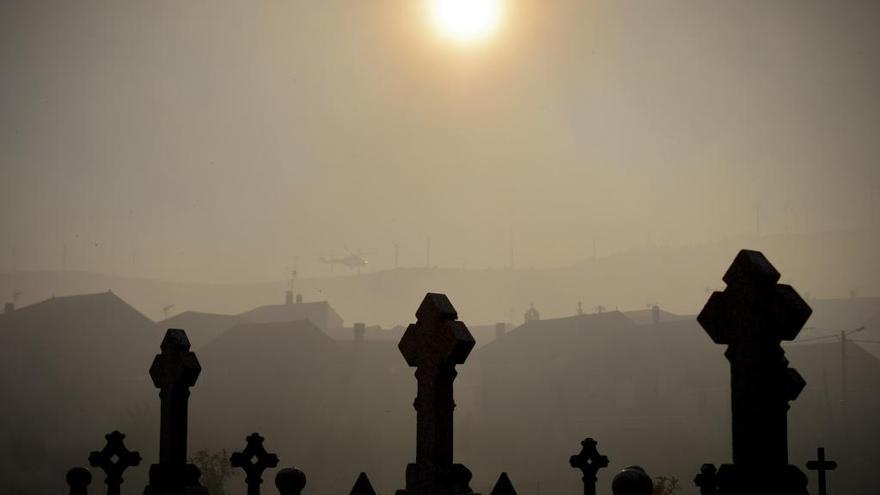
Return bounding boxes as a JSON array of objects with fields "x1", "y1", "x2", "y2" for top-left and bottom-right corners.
[
  {"x1": 754, "y1": 203, "x2": 762, "y2": 237},
  {"x1": 62, "y1": 243, "x2": 68, "y2": 271},
  {"x1": 509, "y1": 230, "x2": 515, "y2": 269},
  {"x1": 839, "y1": 326, "x2": 864, "y2": 407},
  {"x1": 394, "y1": 242, "x2": 399, "y2": 269},
  {"x1": 426, "y1": 236, "x2": 431, "y2": 268},
  {"x1": 840, "y1": 330, "x2": 847, "y2": 407},
  {"x1": 784, "y1": 201, "x2": 791, "y2": 234}
]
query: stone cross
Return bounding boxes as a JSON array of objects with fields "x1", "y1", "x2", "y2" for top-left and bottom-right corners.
[
  {"x1": 397, "y1": 293, "x2": 476, "y2": 495},
  {"x1": 88, "y1": 430, "x2": 142, "y2": 495},
  {"x1": 806, "y1": 447, "x2": 837, "y2": 495},
  {"x1": 230, "y1": 433, "x2": 280, "y2": 495},
  {"x1": 145, "y1": 328, "x2": 206, "y2": 495},
  {"x1": 698, "y1": 250, "x2": 811, "y2": 493},
  {"x1": 569, "y1": 438, "x2": 609, "y2": 495},
  {"x1": 66, "y1": 467, "x2": 92, "y2": 495}
]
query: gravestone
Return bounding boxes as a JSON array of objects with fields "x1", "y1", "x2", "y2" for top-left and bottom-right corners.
[
  {"x1": 230, "y1": 433, "x2": 280, "y2": 495},
  {"x1": 88, "y1": 430, "x2": 142, "y2": 495},
  {"x1": 569, "y1": 438, "x2": 609, "y2": 495},
  {"x1": 397, "y1": 293, "x2": 476, "y2": 495},
  {"x1": 697, "y1": 250, "x2": 811, "y2": 495},
  {"x1": 144, "y1": 329, "x2": 208, "y2": 495}
]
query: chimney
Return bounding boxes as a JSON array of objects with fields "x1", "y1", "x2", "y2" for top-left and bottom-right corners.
[
  {"x1": 495, "y1": 322, "x2": 506, "y2": 340},
  {"x1": 4, "y1": 302, "x2": 14, "y2": 314},
  {"x1": 353, "y1": 323, "x2": 366, "y2": 344},
  {"x1": 651, "y1": 305, "x2": 660, "y2": 326},
  {"x1": 296, "y1": 293, "x2": 303, "y2": 304},
  {"x1": 285, "y1": 290, "x2": 294, "y2": 305}
]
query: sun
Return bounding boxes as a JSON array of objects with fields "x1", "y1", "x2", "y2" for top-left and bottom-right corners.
[{"x1": 428, "y1": 0, "x2": 504, "y2": 44}]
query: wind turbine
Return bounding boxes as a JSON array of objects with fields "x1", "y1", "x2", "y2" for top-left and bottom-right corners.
[{"x1": 162, "y1": 304, "x2": 175, "y2": 320}]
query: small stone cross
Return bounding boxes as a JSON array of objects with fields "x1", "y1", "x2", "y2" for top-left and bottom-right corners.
[
  {"x1": 88, "y1": 430, "x2": 141, "y2": 495},
  {"x1": 230, "y1": 433, "x2": 280, "y2": 495},
  {"x1": 569, "y1": 438, "x2": 609, "y2": 495},
  {"x1": 806, "y1": 447, "x2": 837, "y2": 495}
]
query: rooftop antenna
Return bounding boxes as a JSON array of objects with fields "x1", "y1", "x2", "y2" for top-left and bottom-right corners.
[
  {"x1": 162, "y1": 304, "x2": 175, "y2": 320},
  {"x1": 509, "y1": 230, "x2": 515, "y2": 269}
]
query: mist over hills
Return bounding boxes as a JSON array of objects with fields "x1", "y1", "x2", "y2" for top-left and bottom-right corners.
[{"x1": 1, "y1": 229, "x2": 876, "y2": 327}]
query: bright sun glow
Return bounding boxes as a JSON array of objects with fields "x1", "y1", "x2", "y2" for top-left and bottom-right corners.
[{"x1": 429, "y1": 0, "x2": 503, "y2": 44}]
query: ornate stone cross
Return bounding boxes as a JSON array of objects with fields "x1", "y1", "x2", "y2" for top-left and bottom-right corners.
[
  {"x1": 569, "y1": 437, "x2": 609, "y2": 495},
  {"x1": 88, "y1": 430, "x2": 142, "y2": 495},
  {"x1": 145, "y1": 328, "x2": 206, "y2": 495},
  {"x1": 697, "y1": 250, "x2": 812, "y2": 493},
  {"x1": 230, "y1": 433, "x2": 280, "y2": 495},
  {"x1": 806, "y1": 447, "x2": 837, "y2": 495},
  {"x1": 397, "y1": 293, "x2": 476, "y2": 495}
]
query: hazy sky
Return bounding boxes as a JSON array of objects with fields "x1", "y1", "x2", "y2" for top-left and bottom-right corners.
[{"x1": 2, "y1": 0, "x2": 879, "y2": 282}]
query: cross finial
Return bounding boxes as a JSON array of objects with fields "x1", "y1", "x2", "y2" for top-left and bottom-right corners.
[
  {"x1": 399, "y1": 293, "x2": 474, "y2": 369},
  {"x1": 231, "y1": 433, "x2": 280, "y2": 495},
  {"x1": 698, "y1": 250, "x2": 811, "y2": 345},
  {"x1": 569, "y1": 438, "x2": 609, "y2": 495},
  {"x1": 806, "y1": 447, "x2": 837, "y2": 495},
  {"x1": 693, "y1": 464, "x2": 718, "y2": 495},
  {"x1": 150, "y1": 329, "x2": 201, "y2": 390},
  {"x1": 88, "y1": 430, "x2": 142, "y2": 495}
]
